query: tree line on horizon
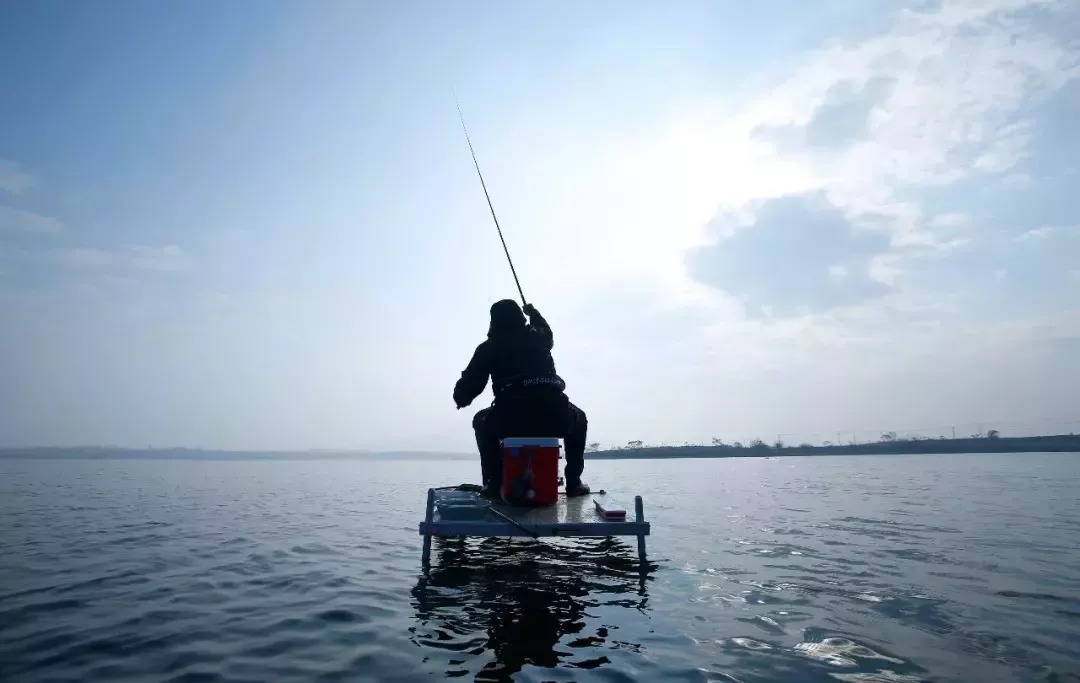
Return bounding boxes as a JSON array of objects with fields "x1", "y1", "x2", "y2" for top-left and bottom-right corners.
[{"x1": 585, "y1": 429, "x2": 1080, "y2": 457}]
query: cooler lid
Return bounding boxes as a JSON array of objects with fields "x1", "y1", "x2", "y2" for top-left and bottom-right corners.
[{"x1": 501, "y1": 437, "x2": 562, "y2": 447}]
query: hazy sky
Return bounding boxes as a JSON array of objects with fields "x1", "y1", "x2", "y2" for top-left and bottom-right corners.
[{"x1": 1, "y1": 0, "x2": 1078, "y2": 451}]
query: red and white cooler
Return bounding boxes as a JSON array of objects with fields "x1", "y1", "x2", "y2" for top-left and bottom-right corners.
[{"x1": 499, "y1": 437, "x2": 561, "y2": 506}]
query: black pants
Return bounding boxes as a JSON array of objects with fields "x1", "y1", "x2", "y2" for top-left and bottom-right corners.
[{"x1": 472, "y1": 391, "x2": 587, "y2": 489}]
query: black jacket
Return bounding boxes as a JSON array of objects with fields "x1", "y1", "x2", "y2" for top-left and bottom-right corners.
[{"x1": 453, "y1": 308, "x2": 566, "y2": 409}]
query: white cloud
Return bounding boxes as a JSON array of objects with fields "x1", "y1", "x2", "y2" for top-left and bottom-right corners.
[
  {"x1": 623, "y1": 0, "x2": 1080, "y2": 316},
  {"x1": 1018, "y1": 226, "x2": 1053, "y2": 240},
  {"x1": 929, "y1": 212, "x2": 970, "y2": 229},
  {"x1": 58, "y1": 244, "x2": 187, "y2": 271},
  {"x1": 0, "y1": 159, "x2": 33, "y2": 195},
  {"x1": 765, "y1": 0, "x2": 1076, "y2": 234},
  {"x1": 1001, "y1": 172, "x2": 1035, "y2": 188},
  {"x1": 971, "y1": 121, "x2": 1034, "y2": 173},
  {"x1": 126, "y1": 245, "x2": 187, "y2": 272},
  {"x1": 1016, "y1": 224, "x2": 1080, "y2": 240},
  {"x1": 60, "y1": 247, "x2": 115, "y2": 268},
  {"x1": 0, "y1": 205, "x2": 64, "y2": 234},
  {"x1": 828, "y1": 264, "x2": 850, "y2": 282},
  {"x1": 530, "y1": 0, "x2": 1079, "y2": 344}
]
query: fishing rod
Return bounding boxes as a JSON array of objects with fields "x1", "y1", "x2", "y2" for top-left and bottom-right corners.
[{"x1": 455, "y1": 98, "x2": 527, "y2": 307}]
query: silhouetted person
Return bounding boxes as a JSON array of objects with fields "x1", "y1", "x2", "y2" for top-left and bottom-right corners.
[{"x1": 454, "y1": 299, "x2": 590, "y2": 498}]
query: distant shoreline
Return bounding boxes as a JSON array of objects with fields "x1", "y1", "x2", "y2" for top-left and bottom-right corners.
[
  {"x1": 589, "y1": 433, "x2": 1080, "y2": 459},
  {"x1": 1, "y1": 433, "x2": 1077, "y2": 460},
  {"x1": 0, "y1": 448, "x2": 474, "y2": 461}
]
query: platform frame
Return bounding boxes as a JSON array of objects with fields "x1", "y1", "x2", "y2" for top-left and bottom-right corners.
[{"x1": 419, "y1": 488, "x2": 650, "y2": 567}]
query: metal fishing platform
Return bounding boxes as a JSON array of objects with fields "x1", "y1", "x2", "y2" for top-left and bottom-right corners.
[{"x1": 418, "y1": 486, "x2": 651, "y2": 567}]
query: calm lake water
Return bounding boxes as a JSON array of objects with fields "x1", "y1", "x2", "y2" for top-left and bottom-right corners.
[{"x1": 1, "y1": 453, "x2": 1078, "y2": 682}]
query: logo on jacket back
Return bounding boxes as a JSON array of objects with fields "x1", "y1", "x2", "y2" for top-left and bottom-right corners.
[
  {"x1": 521, "y1": 376, "x2": 564, "y2": 388},
  {"x1": 496, "y1": 374, "x2": 566, "y2": 394}
]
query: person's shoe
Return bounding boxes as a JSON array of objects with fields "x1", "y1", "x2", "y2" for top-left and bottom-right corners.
[
  {"x1": 480, "y1": 484, "x2": 501, "y2": 500},
  {"x1": 565, "y1": 479, "x2": 591, "y2": 497}
]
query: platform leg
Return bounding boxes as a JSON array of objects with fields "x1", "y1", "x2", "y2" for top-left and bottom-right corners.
[
  {"x1": 634, "y1": 495, "x2": 647, "y2": 564},
  {"x1": 421, "y1": 488, "x2": 435, "y2": 568}
]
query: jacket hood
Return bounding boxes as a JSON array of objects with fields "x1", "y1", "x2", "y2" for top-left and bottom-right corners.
[{"x1": 488, "y1": 299, "x2": 526, "y2": 338}]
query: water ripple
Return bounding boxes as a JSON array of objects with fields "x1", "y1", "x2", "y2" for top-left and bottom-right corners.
[{"x1": 1, "y1": 454, "x2": 1078, "y2": 682}]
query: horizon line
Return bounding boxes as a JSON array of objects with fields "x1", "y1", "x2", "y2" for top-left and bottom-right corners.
[{"x1": 2, "y1": 431, "x2": 1076, "y2": 454}]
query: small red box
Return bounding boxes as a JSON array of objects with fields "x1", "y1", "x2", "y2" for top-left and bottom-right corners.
[{"x1": 500, "y1": 437, "x2": 561, "y2": 506}]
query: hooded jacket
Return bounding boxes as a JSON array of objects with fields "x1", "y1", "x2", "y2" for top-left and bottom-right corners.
[{"x1": 453, "y1": 300, "x2": 566, "y2": 409}]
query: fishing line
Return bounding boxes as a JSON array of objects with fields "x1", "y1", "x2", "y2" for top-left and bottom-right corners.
[{"x1": 454, "y1": 96, "x2": 527, "y2": 306}]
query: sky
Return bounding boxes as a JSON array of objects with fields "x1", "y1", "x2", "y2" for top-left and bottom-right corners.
[{"x1": 1, "y1": 0, "x2": 1078, "y2": 452}]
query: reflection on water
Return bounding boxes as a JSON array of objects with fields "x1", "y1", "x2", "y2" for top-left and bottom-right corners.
[{"x1": 410, "y1": 536, "x2": 653, "y2": 681}]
